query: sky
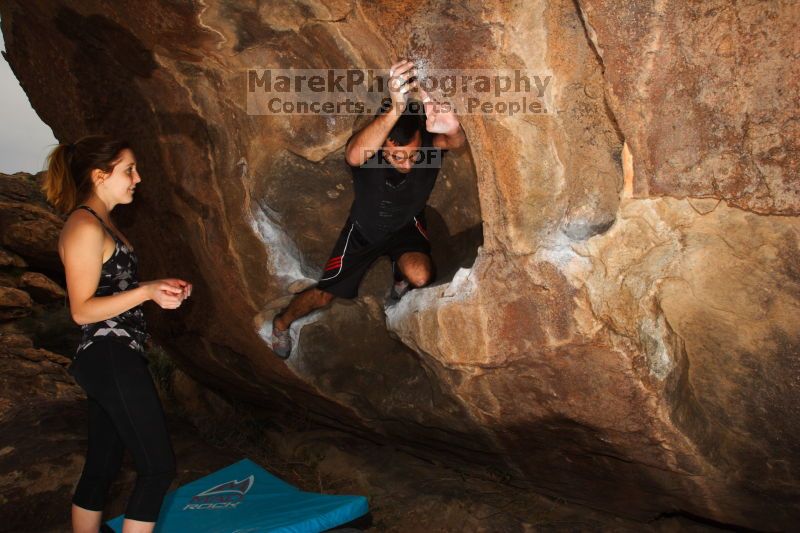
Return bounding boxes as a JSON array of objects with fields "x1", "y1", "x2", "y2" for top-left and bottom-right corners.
[{"x1": 0, "y1": 17, "x2": 57, "y2": 174}]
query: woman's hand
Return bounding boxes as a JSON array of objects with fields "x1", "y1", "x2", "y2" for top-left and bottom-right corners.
[
  {"x1": 163, "y1": 278, "x2": 193, "y2": 300},
  {"x1": 142, "y1": 279, "x2": 192, "y2": 309}
]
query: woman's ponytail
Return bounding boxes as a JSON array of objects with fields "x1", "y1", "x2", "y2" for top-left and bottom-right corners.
[
  {"x1": 43, "y1": 143, "x2": 80, "y2": 214},
  {"x1": 41, "y1": 136, "x2": 130, "y2": 215}
]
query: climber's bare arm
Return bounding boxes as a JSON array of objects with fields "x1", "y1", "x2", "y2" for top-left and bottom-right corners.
[
  {"x1": 345, "y1": 111, "x2": 402, "y2": 166},
  {"x1": 345, "y1": 60, "x2": 418, "y2": 166},
  {"x1": 418, "y1": 87, "x2": 466, "y2": 151}
]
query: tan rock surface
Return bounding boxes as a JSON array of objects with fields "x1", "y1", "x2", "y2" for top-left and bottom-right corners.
[
  {"x1": 576, "y1": 0, "x2": 800, "y2": 214},
  {"x1": 0, "y1": 0, "x2": 797, "y2": 529}
]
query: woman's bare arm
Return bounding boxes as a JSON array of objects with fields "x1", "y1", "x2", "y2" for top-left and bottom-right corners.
[{"x1": 59, "y1": 214, "x2": 182, "y2": 325}]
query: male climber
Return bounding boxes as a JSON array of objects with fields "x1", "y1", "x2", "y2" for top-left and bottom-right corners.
[{"x1": 271, "y1": 59, "x2": 466, "y2": 358}]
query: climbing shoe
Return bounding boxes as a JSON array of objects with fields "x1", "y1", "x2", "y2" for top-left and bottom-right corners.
[
  {"x1": 390, "y1": 280, "x2": 411, "y2": 301},
  {"x1": 271, "y1": 319, "x2": 292, "y2": 359}
]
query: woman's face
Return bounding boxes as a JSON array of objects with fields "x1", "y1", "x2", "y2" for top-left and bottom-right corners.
[{"x1": 97, "y1": 148, "x2": 141, "y2": 205}]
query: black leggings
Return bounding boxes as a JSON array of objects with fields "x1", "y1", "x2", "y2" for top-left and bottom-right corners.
[{"x1": 69, "y1": 339, "x2": 176, "y2": 522}]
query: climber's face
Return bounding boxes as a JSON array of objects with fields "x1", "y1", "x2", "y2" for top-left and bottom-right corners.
[{"x1": 383, "y1": 130, "x2": 422, "y2": 174}]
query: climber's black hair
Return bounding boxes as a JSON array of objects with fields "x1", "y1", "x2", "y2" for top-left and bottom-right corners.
[{"x1": 377, "y1": 97, "x2": 426, "y2": 146}]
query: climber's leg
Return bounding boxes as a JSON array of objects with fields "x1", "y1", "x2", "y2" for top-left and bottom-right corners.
[
  {"x1": 271, "y1": 219, "x2": 381, "y2": 358},
  {"x1": 388, "y1": 213, "x2": 435, "y2": 300}
]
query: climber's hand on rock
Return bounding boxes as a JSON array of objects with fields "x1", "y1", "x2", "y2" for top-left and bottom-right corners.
[
  {"x1": 388, "y1": 59, "x2": 418, "y2": 113},
  {"x1": 418, "y1": 87, "x2": 460, "y2": 136}
]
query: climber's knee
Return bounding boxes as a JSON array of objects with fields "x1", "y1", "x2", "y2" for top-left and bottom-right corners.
[
  {"x1": 398, "y1": 253, "x2": 432, "y2": 288},
  {"x1": 407, "y1": 269, "x2": 431, "y2": 288}
]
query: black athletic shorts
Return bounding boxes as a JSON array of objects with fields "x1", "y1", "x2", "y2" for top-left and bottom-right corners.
[{"x1": 316, "y1": 214, "x2": 431, "y2": 299}]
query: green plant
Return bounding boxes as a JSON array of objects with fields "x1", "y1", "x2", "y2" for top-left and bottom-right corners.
[{"x1": 146, "y1": 344, "x2": 176, "y2": 396}]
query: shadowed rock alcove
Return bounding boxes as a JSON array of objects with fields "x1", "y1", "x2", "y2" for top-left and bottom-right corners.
[
  {"x1": 1, "y1": 0, "x2": 798, "y2": 531},
  {"x1": 250, "y1": 123, "x2": 483, "y2": 299}
]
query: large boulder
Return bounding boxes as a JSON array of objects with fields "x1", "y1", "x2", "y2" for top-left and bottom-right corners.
[
  {"x1": 0, "y1": 247, "x2": 26, "y2": 268},
  {"x1": 20, "y1": 272, "x2": 66, "y2": 302},
  {"x1": 0, "y1": 173, "x2": 63, "y2": 274},
  {"x1": 0, "y1": 333, "x2": 87, "y2": 530},
  {"x1": 577, "y1": 0, "x2": 800, "y2": 214},
  {"x1": 1, "y1": 0, "x2": 797, "y2": 528},
  {"x1": 0, "y1": 286, "x2": 32, "y2": 320}
]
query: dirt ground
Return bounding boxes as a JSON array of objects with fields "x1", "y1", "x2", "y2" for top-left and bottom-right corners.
[
  {"x1": 121, "y1": 394, "x2": 738, "y2": 533},
  {"x1": 28, "y1": 359, "x2": 741, "y2": 533}
]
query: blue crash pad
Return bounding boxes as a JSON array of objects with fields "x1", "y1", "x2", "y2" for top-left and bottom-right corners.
[{"x1": 105, "y1": 458, "x2": 369, "y2": 532}]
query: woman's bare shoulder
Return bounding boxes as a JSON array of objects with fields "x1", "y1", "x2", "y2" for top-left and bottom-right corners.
[{"x1": 60, "y1": 209, "x2": 104, "y2": 248}]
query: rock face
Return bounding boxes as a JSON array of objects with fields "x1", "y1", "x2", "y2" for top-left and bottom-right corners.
[
  {"x1": 577, "y1": 0, "x2": 800, "y2": 214},
  {"x1": 0, "y1": 175, "x2": 84, "y2": 529},
  {"x1": 0, "y1": 286, "x2": 32, "y2": 320},
  {"x1": 20, "y1": 272, "x2": 66, "y2": 302},
  {"x1": 0, "y1": 172, "x2": 63, "y2": 274},
  {"x1": 0, "y1": 332, "x2": 86, "y2": 531},
  {"x1": 1, "y1": 0, "x2": 798, "y2": 529}
]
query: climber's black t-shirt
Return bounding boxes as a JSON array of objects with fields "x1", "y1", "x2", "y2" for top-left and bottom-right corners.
[{"x1": 348, "y1": 130, "x2": 445, "y2": 243}]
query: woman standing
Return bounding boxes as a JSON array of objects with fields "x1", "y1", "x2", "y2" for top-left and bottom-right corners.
[{"x1": 43, "y1": 136, "x2": 191, "y2": 533}]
